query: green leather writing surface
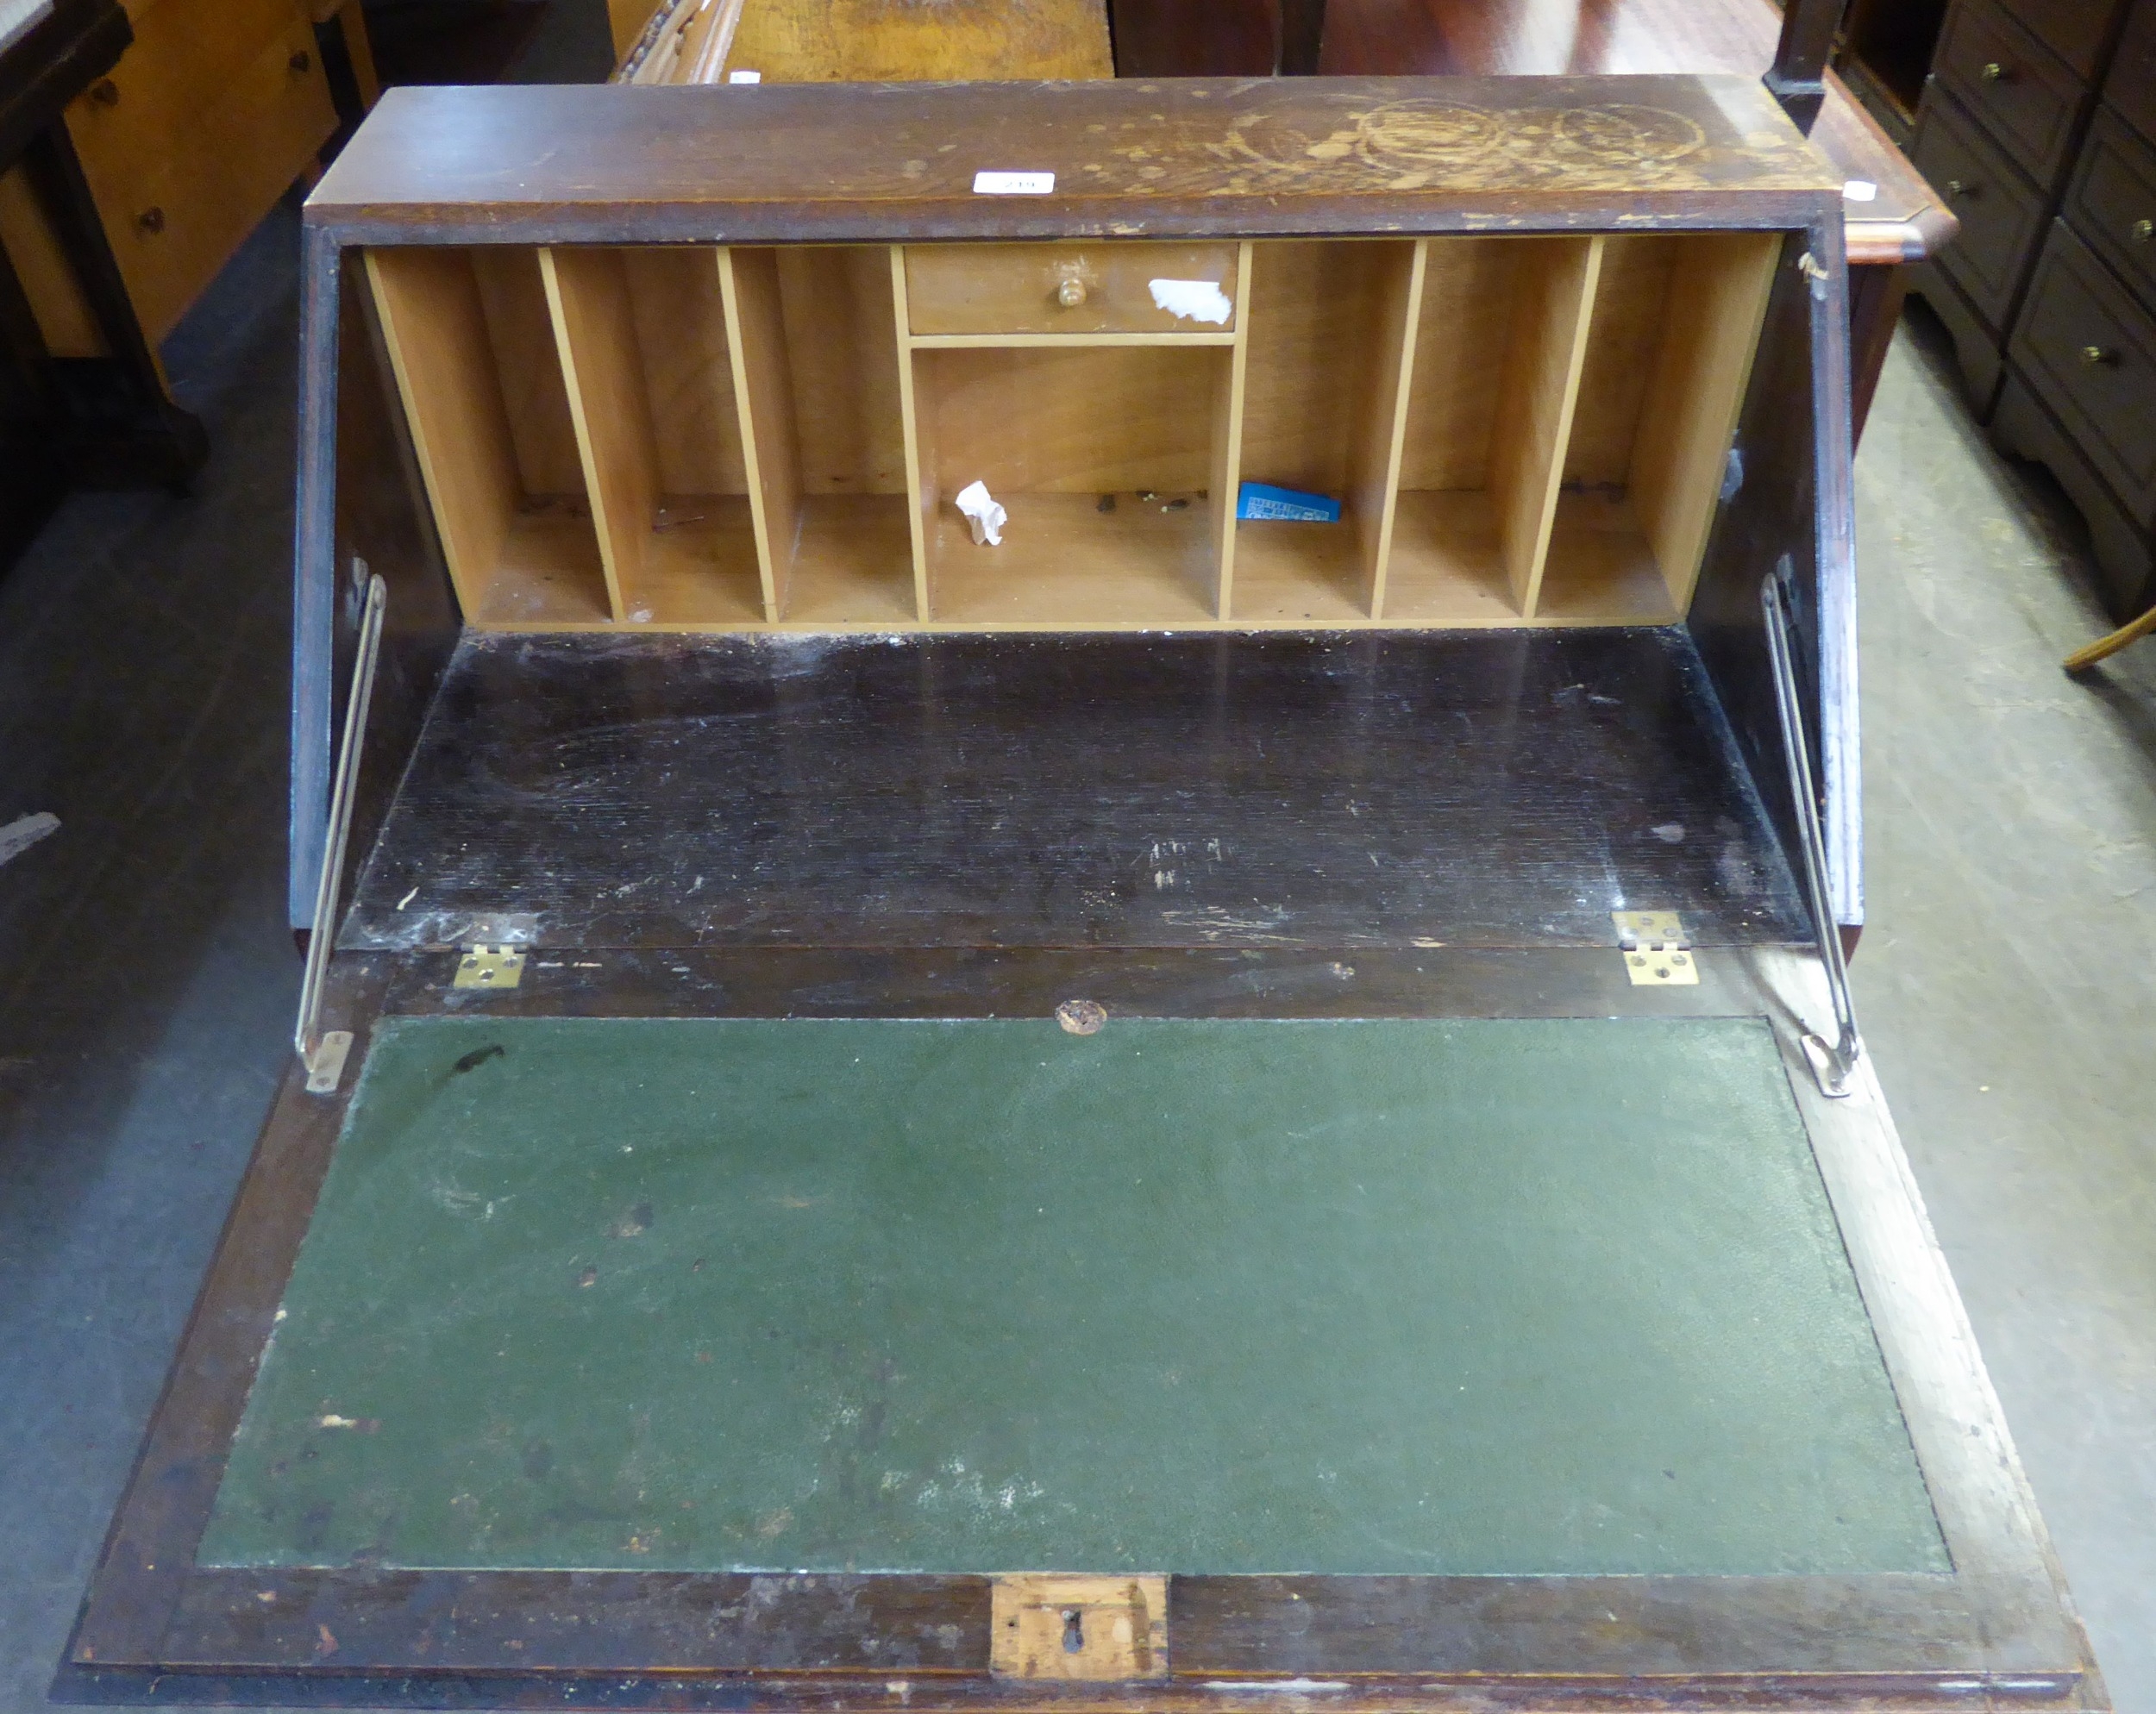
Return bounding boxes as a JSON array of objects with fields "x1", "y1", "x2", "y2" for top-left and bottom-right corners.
[{"x1": 202, "y1": 1016, "x2": 1946, "y2": 1575}]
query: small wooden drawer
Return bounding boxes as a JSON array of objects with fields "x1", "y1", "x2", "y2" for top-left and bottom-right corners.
[
  {"x1": 2070, "y1": 105, "x2": 2156, "y2": 300},
  {"x1": 66, "y1": 0, "x2": 311, "y2": 180},
  {"x1": 1931, "y1": 0, "x2": 2090, "y2": 191},
  {"x1": 1914, "y1": 93, "x2": 2051, "y2": 325},
  {"x1": 85, "y1": 13, "x2": 336, "y2": 341},
  {"x1": 2015, "y1": 0, "x2": 2122, "y2": 78},
  {"x1": 903, "y1": 242, "x2": 1240, "y2": 337},
  {"x1": 2010, "y1": 221, "x2": 2156, "y2": 520},
  {"x1": 2107, "y1": 0, "x2": 2156, "y2": 152}
]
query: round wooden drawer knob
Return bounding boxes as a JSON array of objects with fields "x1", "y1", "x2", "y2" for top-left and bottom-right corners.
[
  {"x1": 290, "y1": 49, "x2": 312, "y2": 72},
  {"x1": 90, "y1": 78, "x2": 119, "y2": 107},
  {"x1": 1055, "y1": 277, "x2": 1087, "y2": 308},
  {"x1": 1980, "y1": 60, "x2": 2008, "y2": 81},
  {"x1": 136, "y1": 206, "x2": 165, "y2": 235},
  {"x1": 2134, "y1": 218, "x2": 2154, "y2": 245},
  {"x1": 2079, "y1": 344, "x2": 2116, "y2": 366}
]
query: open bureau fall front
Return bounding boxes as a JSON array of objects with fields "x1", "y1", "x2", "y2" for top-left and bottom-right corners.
[{"x1": 58, "y1": 73, "x2": 2108, "y2": 1713}]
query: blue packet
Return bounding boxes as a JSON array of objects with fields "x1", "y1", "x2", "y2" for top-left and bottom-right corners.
[{"x1": 1236, "y1": 481, "x2": 1342, "y2": 522}]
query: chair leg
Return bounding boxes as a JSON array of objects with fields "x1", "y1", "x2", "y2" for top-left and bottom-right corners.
[{"x1": 2064, "y1": 603, "x2": 2156, "y2": 672}]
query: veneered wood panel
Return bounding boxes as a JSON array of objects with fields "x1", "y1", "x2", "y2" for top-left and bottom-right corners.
[
  {"x1": 1565, "y1": 235, "x2": 1677, "y2": 486},
  {"x1": 722, "y1": 0, "x2": 1111, "y2": 82},
  {"x1": 921, "y1": 345, "x2": 1219, "y2": 497},
  {"x1": 905, "y1": 241, "x2": 1240, "y2": 336},
  {"x1": 365, "y1": 249, "x2": 525, "y2": 615},
  {"x1": 1238, "y1": 240, "x2": 1380, "y2": 497},
  {"x1": 1356, "y1": 241, "x2": 1426, "y2": 616},
  {"x1": 310, "y1": 78, "x2": 1841, "y2": 242},
  {"x1": 1489, "y1": 235, "x2": 1601, "y2": 616},
  {"x1": 471, "y1": 248, "x2": 586, "y2": 497},
  {"x1": 1629, "y1": 231, "x2": 1779, "y2": 610},
  {"x1": 1396, "y1": 238, "x2": 1520, "y2": 491},
  {"x1": 780, "y1": 247, "x2": 908, "y2": 496},
  {"x1": 622, "y1": 247, "x2": 748, "y2": 497},
  {"x1": 542, "y1": 247, "x2": 659, "y2": 621},
  {"x1": 719, "y1": 246, "x2": 805, "y2": 618}
]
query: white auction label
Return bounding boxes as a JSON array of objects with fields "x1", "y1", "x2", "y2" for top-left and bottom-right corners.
[
  {"x1": 972, "y1": 171, "x2": 1056, "y2": 195},
  {"x1": 727, "y1": 68, "x2": 761, "y2": 82},
  {"x1": 1842, "y1": 178, "x2": 1877, "y2": 201}
]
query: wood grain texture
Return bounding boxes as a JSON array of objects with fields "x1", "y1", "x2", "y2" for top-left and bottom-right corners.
[
  {"x1": 1628, "y1": 230, "x2": 1780, "y2": 610},
  {"x1": 340, "y1": 629, "x2": 1808, "y2": 953},
  {"x1": 1489, "y1": 235, "x2": 1601, "y2": 616},
  {"x1": 1356, "y1": 240, "x2": 1426, "y2": 615},
  {"x1": 364, "y1": 248, "x2": 523, "y2": 616},
  {"x1": 1395, "y1": 236, "x2": 1520, "y2": 491},
  {"x1": 779, "y1": 246, "x2": 908, "y2": 497},
  {"x1": 622, "y1": 247, "x2": 748, "y2": 498},
  {"x1": 1564, "y1": 234, "x2": 1677, "y2": 485},
  {"x1": 1310, "y1": 0, "x2": 1952, "y2": 266},
  {"x1": 543, "y1": 246, "x2": 661, "y2": 621},
  {"x1": 309, "y1": 78, "x2": 1841, "y2": 246},
  {"x1": 1207, "y1": 244, "x2": 1253, "y2": 616},
  {"x1": 472, "y1": 247, "x2": 585, "y2": 498},
  {"x1": 721, "y1": 0, "x2": 1112, "y2": 83},
  {"x1": 905, "y1": 241, "x2": 1240, "y2": 336},
  {"x1": 718, "y1": 247, "x2": 803, "y2": 617}
]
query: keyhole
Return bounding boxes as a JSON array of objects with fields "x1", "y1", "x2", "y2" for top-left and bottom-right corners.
[{"x1": 1061, "y1": 1610, "x2": 1084, "y2": 1654}]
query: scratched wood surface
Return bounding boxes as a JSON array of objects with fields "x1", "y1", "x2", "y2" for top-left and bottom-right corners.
[
  {"x1": 306, "y1": 77, "x2": 1840, "y2": 245},
  {"x1": 340, "y1": 629, "x2": 1806, "y2": 953}
]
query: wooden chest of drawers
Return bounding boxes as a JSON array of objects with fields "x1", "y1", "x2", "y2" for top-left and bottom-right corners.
[{"x1": 1909, "y1": 0, "x2": 2156, "y2": 618}]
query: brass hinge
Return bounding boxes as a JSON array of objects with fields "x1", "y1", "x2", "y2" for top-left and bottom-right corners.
[
  {"x1": 454, "y1": 945, "x2": 526, "y2": 990},
  {"x1": 990, "y1": 1575, "x2": 1168, "y2": 1680},
  {"x1": 1614, "y1": 911, "x2": 1698, "y2": 985}
]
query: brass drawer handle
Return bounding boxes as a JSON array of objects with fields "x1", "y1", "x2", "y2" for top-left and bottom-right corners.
[
  {"x1": 2134, "y1": 218, "x2": 2154, "y2": 245},
  {"x1": 1054, "y1": 276, "x2": 1087, "y2": 308},
  {"x1": 2079, "y1": 344, "x2": 2117, "y2": 366},
  {"x1": 135, "y1": 206, "x2": 164, "y2": 235},
  {"x1": 89, "y1": 78, "x2": 119, "y2": 107},
  {"x1": 1980, "y1": 59, "x2": 2009, "y2": 82},
  {"x1": 290, "y1": 49, "x2": 312, "y2": 73}
]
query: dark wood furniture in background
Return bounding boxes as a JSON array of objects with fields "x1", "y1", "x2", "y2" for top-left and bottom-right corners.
[
  {"x1": 1108, "y1": 0, "x2": 1958, "y2": 444},
  {"x1": 1834, "y1": 0, "x2": 1952, "y2": 145},
  {"x1": 1908, "y1": 0, "x2": 2155, "y2": 619},
  {"x1": 0, "y1": 0, "x2": 205, "y2": 567}
]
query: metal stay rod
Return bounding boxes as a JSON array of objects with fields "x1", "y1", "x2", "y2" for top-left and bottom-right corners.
[
  {"x1": 294, "y1": 570, "x2": 386, "y2": 1094},
  {"x1": 1762, "y1": 572, "x2": 1861, "y2": 1097}
]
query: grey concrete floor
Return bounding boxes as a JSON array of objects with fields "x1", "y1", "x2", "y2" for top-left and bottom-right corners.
[{"x1": 2, "y1": 147, "x2": 2153, "y2": 1714}]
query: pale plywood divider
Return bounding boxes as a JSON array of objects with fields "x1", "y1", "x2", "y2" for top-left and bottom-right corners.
[
  {"x1": 1206, "y1": 243, "x2": 1255, "y2": 619},
  {"x1": 367, "y1": 247, "x2": 612, "y2": 627},
  {"x1": 540, "y1": 247, "x2": 652, "y2": 622},
  {"x1": 1626, "y1": 232, "x2": 1782, "y2": 611},
  {"x1": 1353, "y1": 241, "x2": 1426, "y2": 619},
  {"x1": 373, "y1": 234, "x2": 1777, "y2": 635},
  {"x1": 1231, "y1": 238, "x2": 1416, "y2": 624},
  {"x1": 1489, "y1": 235, "x2": 1603, "y2": 619},
  {"x1": 893, "y1": 241, "x2": 1248, "y2": 629},
  {"x1": 540, "y1": 246, "x2": 770, "y2": 627},
  {"x1": 889, "y1": 245, "x2": 937, "y2": 622},
  {"x1": 717, "y1": 247, "x2": 804, "y2": 620}
]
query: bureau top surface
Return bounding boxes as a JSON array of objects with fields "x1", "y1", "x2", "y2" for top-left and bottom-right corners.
[{"x1": 307, "y1": 75, "x2": 1840, "y2": 243}]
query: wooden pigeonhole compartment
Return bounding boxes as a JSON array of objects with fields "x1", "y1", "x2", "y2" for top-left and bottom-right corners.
[{"x1": 60, "y1": 75, "x2": 2108, "y2": 1713}]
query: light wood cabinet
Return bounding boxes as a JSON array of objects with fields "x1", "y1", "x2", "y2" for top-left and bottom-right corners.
[{"x1": 368, "y1": 231, "x2": 1777, "y2": 634}]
